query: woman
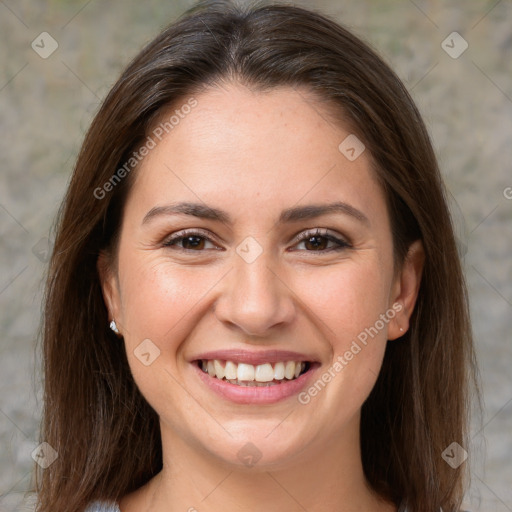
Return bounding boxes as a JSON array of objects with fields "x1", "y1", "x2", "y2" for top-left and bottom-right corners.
[{"x1": 36, "y1": 1, "x2": 478, "y2": 511}]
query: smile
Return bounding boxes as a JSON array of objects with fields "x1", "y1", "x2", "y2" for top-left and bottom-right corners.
[
  {"x1": 198, "y1": 359, "x2": 309, "y2": 386},
  {"x1": 191, "y1": 350, "x2": 319, "y2": 404}
]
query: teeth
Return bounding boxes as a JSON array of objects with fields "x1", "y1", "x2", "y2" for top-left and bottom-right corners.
[
  {"x1": 237, "y1": 363, "x2": 255, "y2": 382},
  {"x1": 284, "y1": 361, "x2": 295, "y2": 380},
  {"x1": 224, "y1": 361, "x2": 237, "y2": 380},
  {"x1": 227, "y1": 379, "x2": 278, "y2": 387},
  {"x1": 274, "y1": 362, "x2": 285, "y2": 380},
  {"x1": 200, "y1": 359, "x2": 308, "y2": 384},
  {"x1": 255, "y1": 363, "x2": 274, "y2": 382},
  {"x1": 214, "y1": 360, "x2": 225, "y2": 379}
]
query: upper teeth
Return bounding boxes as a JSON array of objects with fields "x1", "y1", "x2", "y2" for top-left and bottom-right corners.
[{"x1": 201, "y1": 360, "x2": 306, "y2": 382}]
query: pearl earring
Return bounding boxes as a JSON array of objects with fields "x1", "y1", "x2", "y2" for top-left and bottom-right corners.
[
  {"x1": 399, "y1": 327, "x2": 404, "y2": 332},
  {"x1": 109, "y1": 319, "x2": 120, "y2": 334}
]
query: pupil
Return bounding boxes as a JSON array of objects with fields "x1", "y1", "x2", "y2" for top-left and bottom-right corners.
[
  {"x1": 307, "y1": 236, "x2": 326, "y2": 250},
  {"x1": 184, "y1": 236, "x2": 203, "y2": 249}
]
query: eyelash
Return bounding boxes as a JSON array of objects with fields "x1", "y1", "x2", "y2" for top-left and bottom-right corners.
[{"x1": 162, "y1": 228, "x2": 351, "y2": 253}]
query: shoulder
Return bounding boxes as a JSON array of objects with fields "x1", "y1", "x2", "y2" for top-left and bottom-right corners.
[
  {"x1": 400, "y1": 506, "x2": 470, "y2": 512},
  {"x1": 399, "y1": 504, "x2": 470, "y2": 512},
  {"x1": 85, "y1": 501, "x2": 120, "y2": 512}
]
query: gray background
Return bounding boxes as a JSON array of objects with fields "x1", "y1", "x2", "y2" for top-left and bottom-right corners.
[{"x1": 0, "y1": 0, "x2": 510, "y2": 510}]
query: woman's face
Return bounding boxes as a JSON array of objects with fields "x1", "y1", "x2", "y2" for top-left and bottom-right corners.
[{"x1": 100, "y1": 82, "x2": 422, "y2": 470}]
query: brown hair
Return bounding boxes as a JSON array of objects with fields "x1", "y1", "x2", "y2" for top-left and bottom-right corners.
[{"x1": 36, "y1": 1, "x2": 478, "y2": 511}]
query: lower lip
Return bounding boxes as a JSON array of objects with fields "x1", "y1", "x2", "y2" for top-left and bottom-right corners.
[{"x1": 192, "y1": 363, "x2": 318, "y2": 405}]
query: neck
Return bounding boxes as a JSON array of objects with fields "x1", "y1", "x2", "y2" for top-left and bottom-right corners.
[{"x1": 123, "y1": 415, "x2": 396, "y2": 512}]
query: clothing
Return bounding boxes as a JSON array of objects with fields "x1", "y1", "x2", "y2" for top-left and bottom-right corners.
[{"x1": 85, "y1": 502, "x2": 120, "y2": 512}]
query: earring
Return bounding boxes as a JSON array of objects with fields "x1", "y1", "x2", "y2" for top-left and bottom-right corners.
[
  {"x1": 109, "y1": 319, "x2": 120, "y2": 334},
  {"x1": 399, "y1": 327, "x2": 404, "y2": 332}
]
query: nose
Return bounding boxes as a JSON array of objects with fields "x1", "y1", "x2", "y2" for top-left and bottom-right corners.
[{"x1": 213, "y1": 248, "x2": 296, "y2": 337}]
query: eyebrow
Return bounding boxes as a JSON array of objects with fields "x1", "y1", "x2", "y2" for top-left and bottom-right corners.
[{"x1": 142, "y1": 201, "x2": 370, "y2": 226}]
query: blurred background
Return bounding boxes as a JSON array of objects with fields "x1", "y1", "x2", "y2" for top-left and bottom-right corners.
[{"x1": 0, "y1": 0, "x2": 510, "y2": 510}]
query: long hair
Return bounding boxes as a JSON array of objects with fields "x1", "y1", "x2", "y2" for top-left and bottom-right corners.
[{"x1": 36, "y1": 1, "x2": 478, "y2": 511}]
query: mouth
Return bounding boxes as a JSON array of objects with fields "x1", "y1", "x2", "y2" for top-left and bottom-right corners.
[
  {"x1": 196, "y1": 359, "x2": 311, "y2": 387},
  {"x1": 191, "y1": 350, "x2": 319, "y2": 404}
]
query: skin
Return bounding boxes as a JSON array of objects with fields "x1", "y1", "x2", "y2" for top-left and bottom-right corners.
[{"x1": 99, "y1": 82, "x2": 424, "y2": 512}]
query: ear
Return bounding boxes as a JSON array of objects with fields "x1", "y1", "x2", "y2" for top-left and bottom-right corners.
[
  {"x1": 97, "y1": 250, "x2": 123, "y2": 334},
  {"x1": 387, "y1": 240, "x2": 425, "y2": 340}
]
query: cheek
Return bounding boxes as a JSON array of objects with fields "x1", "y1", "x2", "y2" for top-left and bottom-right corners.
[
  {"x1": 296, "y1": 262, "x2": 392, "y2": 420},
  {"x1": 297, "y1": 258, "x2": 392, "y2": 349},
  {"x1": 118, "y1": 256, "x2": 210, "y2": 347},
  {"x1": 117, "y1": 257, "x2": 210, "y2": 418}
]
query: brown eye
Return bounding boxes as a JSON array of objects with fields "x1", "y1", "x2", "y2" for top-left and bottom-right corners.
[
  {"x1": 177, "y1": 235, "x2": 206, "y2": 250},
  {"x1": 303, "y1": 235, "x2": 329, "y2": 251},
  {"x1": 163, "y1": 230, "x2": 218, "y2": 251},
  {"x1": 293, "y1": 229, "x2": 351, "y2": 252}
]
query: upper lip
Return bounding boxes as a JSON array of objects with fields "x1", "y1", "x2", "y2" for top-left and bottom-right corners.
[{"x1": 192, "y1": 349, "x2": 318, "y2": 366}]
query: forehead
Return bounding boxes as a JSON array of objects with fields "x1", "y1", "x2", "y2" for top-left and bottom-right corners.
[{"x1": 125, "y1": 82, "x2": 385, "y2": 226}]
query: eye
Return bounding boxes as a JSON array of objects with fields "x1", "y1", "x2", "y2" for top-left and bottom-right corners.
[
  {"x1": 291, "y1": 228, "x2": 351, "y2": 252},
  {"x1": 162, "y1": 229, "x2": 219, "y2": 251},
  {"x1": 162, "y1": 228, "x2": 351, "y2": 253}
]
